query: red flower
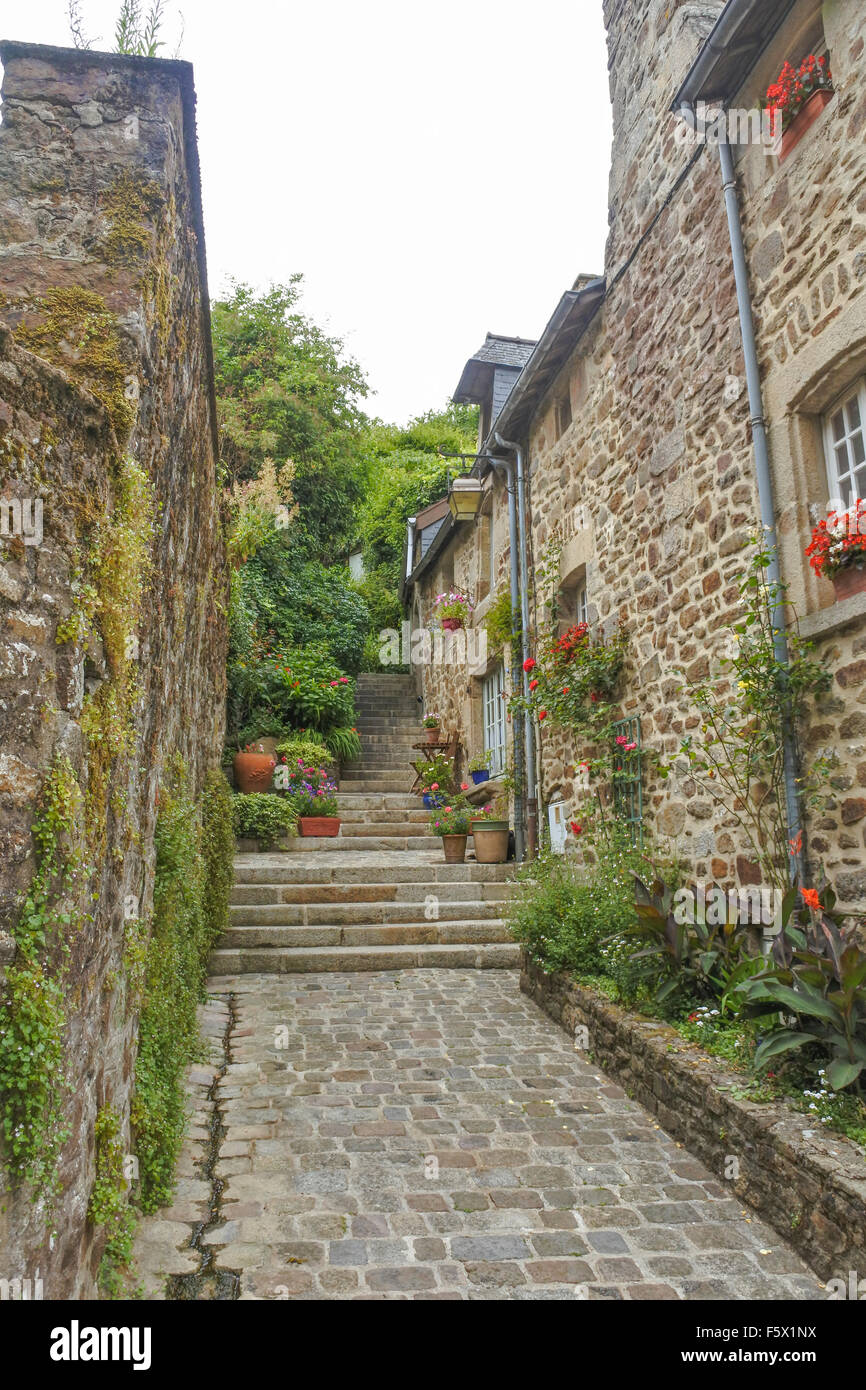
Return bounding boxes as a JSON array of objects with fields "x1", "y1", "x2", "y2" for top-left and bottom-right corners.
[
  {"x1": 529, "y1": 679, "x2": 539, "y2": 691},
  {"x1": 523, "y1": 657, "x2": 536, "y2": 673},
  {"x1": 802, "y1": 887, "x2": 823, "y2": 912},
  {"x1": 569, "y1": 821, "x2": 582, "y2": 836},
  {"x1": 538, "y1": 709, "x2": 547, "y2": 721}
]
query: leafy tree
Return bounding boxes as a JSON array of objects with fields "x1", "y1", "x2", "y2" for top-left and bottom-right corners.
[{"x1": 212, "y1": 279, "x2": 369, "y2": 562}]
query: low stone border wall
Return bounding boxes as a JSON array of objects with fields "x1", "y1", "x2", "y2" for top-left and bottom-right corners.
[{"x1": 521, "y1": 953, "x2": 866, "y2": 1282}]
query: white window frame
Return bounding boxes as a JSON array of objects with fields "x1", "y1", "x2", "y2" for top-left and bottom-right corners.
[
  {"x1": 482, "y1": 665, "x2": 506, "y2": 777},
  {"x1": 576, "y1": 580, "x2": 589, "y2": 627},
  {"x1": 824, "y1": 378, "x2": 866, "y2": 513}
]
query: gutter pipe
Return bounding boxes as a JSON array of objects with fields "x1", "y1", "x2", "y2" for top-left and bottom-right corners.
[{"x1": 718, "y1": 137, "x2": 802, "y2": 874}]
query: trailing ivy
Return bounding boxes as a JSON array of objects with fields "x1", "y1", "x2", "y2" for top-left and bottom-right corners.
[
  {"x1": 0, "y1": 758, "x2": 86, "y2": 1199},
  {"x1": 131, "y1": 761, "x2": 233, "y2": 1211},
  {"x1": 88, "y1": 1105, "x2": 138, "y2": 1298}
]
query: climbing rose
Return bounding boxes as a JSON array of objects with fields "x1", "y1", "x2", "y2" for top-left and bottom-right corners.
[
  {"x1": 529, "y1": 679, "x2": 539, "y2": 691},
  {"x1": 460, "y1": 782, "x2": 469, "y2": 791},
  {"x1": 538, "y1": 709, "x2": 547, "y2": 721},
  {"x1": 523, "y1": 657, "x2": 536, "y2": 673},
  {"x1": 570, "y1": 821, "x2": 582, "y2": 836},
  {"x1": 431, "y1": 783, "x2": 439, "y2": 791}
]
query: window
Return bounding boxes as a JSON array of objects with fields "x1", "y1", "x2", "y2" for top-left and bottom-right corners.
[
  {"x1": 482, "y1": 665, "x2": 506, "y2": 776},
  {"x1": 555, "y1": 394, "x2": 572, "y2": 439},
  {"x1": 824, "y1": 380, "x2": 866, "y2": 511},
  {"x1": 575, "y1": 580, "x2": 588, "y2": 627}
]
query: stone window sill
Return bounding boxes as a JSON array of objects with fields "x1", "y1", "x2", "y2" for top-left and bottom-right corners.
[{"x1": 799, "y1": 590, "x2": 866, "y2": 641}]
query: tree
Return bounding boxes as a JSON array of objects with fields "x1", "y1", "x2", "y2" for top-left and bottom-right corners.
[{"x1": 212, "y1": 280, "x2": 369, "y2": 563}]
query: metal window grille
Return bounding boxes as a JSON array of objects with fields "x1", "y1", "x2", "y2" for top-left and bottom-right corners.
[{"x1": 611, "y1": 715, "x2": 642, "y2": 845}]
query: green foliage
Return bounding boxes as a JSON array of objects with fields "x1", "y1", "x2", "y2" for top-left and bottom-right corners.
[
  {"x1": 324, "y1": 726, "x2": 361, "y2": 764},
  {"x1": 429, "y1": 800, "x2": 472, "y2": 836},
  {"x1": 627, "y1": 872, "x2": 754, "y2": 1005},
  {"x1": 113, "y1": 0, "x2": 168, "y2": 55},
  {"x1": 507, "y1": 822, "x2": 648, "y2": 995},
  {"x1": 201, "y1": 771, "x2": 235, "y2": 948},
  {"x1": 88, "y1": 1105, "x2": 138, "y2": 1296},
  {"x1": 239, "y1": 535, "x2": 369, "y2": 672},
  {"x1": 276, "y1": 733, "x2": 335, "y2": 770},
  {"x1": 229, "y1": 639, "x2": 355, "y2": 742},
  {"x1": 0, "y1": 758, "x2": 85, "y2": 1198},
  {"x1": 132, "y1": 760, "x2": 231, "y2": 1211},
  {"x1": 485, "y1": 588, "x2": 521, "y2": 655},
  {"x1": 231, "y1": 793, "x2": 299, "y2": 847},
  {"x1": 212, "y1": 280, "x2": 368, "y2": 561},
  {"x1": 414, "y1": 752, "x2": 457, "y2": 795}
]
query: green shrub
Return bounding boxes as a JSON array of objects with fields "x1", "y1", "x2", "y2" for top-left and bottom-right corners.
[
  {"x1": 276, "y1": 733, "x2": 336, "y2": 770},
  {"x1": 132, "y1": 758, "x2": 233, "y2": 1212},
  {"x1": 240, "y1": 537, "x2": 370, "y2": 672},
  {"x1": 231, "y1": 793, "x2": 298, "y2": 847},
  {"x1": 325, "y1": 726, "x2": 361, "y2": 763},
  {"x1": 228, "y1": 640, "x2": 355, "y2": 741}
]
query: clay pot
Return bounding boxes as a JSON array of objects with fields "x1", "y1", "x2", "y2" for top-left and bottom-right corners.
[
  {"x1": 233, "y1": 751, "x2": 276, "y2": 794},
  {"x1": 442, "y1": 834, "x2": 467, "y2": 864},
  {"x1": 298, "y1": 817, "x2": 341, "y2": 837},
  {"x1": 424, "y1": 725, "x2": 441, "y2": 744},
  {"x1": 471, "y1": 822, "x2": 510, "y2": 864},
  {"x1": 441, "y1": 618, "x2": 463, "y2": 631},
  {"x1": 781, "y1": 88, "x2": 833, "y2": 160},
  {"x1": 832, "y1": 566, "x2": 866, "y2": 602}
]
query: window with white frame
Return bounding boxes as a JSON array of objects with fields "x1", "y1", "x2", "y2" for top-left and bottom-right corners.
[
  {"x1": 482, "y1": 665, "x2": 506, "y2": 776},
  {"x1": 824, "y1": 380, "x2": 866, "y2": 511},
  {"x1": 576, "y1": 580, "x2": 589, "y2": 626}
]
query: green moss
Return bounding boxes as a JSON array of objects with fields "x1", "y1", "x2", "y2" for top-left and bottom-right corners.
[
  {"x1": 99, "y1": 170, "x2": 163, "y2": 269},
  {"x1": 0, "y1": 757, "x2": 86, "y2": 1198},
  {"x1": 15, "y1": 286, "x2": 134, "y2": 439}
]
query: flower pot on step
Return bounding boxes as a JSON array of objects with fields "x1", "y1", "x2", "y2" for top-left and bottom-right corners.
[
  {"x1": 471, "y1": 821, "x2": 510, "y2": 864},
  {"x1": 425, "y1": 726, "x2": 441, "y2": 744},
  {"x1": 298, "y1": 816, "x2": 341, "y2": 837},
  {"x1": 441, "y1": 617, "x2": 464, "y2": 632},
  {"x1": 233, "y1": 751, "x2": 276, "y2": 794},
  {"x1": 781, "y1": 88, "x2": 833, "y2": 160},
  {"x1": 470, "y1": 769, "x2": 490, "y2": 784},
  {"x1": 832, "y1": 565, "x2": 866, "y2": 602},
  {"x1": 442, "y1": 833, "x2": 467, "y2": 864}
]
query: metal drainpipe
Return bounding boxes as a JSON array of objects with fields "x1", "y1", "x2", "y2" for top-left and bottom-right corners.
[
  {"x1": 488, "y1": 457, "x2": 526, "y2": 861},
  {"x1": 718, "y1": 137, "x2": 802, "y2": 872},
  {"x1": 495, "y1": 431, "x2": 539, "y2": 857},
  {"x1": 406, "y1": 517, "x2": 417, "y2": 582}
]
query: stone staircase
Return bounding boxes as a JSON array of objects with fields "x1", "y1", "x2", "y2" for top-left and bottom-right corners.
[{"x1": 210, "y1": 673, "x2": 520, "y2": 974}]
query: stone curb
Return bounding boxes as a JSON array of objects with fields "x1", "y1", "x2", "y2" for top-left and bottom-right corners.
[{"x1": 520, "y1": 953, "x2": 866, "y2": 1282}]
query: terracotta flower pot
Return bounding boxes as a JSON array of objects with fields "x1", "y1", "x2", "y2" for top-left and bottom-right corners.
[
  {"x1": 424, "y1": 725, "x2": 441, "y2": 744},
  {"x1": 298, "y1": 816, "x2": 341, "y2": 837},
  {"x1": 781, "y1": 88, "x2": 833, "y2": 160},
  {"x1": 832, "y1": 566, "x2": 866, "y2": 602},
  {"x1": 441, "y1": 617, "x2": 463, "y2": 631},
  {"x1": 472, "y1": 824, "x2": 510, "y2": 864},
  {"x1": 233, "y1": 751, "x2": 276, "y2": 794},
  {"x1": 441, "y1": 833, "x2": 467, "y2": 864}
]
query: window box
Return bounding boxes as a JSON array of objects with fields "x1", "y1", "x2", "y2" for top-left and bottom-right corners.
[{"x1": 781, "y1": 88, "x2": 833, "y2": 160}]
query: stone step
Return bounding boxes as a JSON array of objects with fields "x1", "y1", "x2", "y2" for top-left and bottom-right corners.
[
  {"x1": 230, "y1": 880, "x2": 513, "y2": 905},
  {"x1": 229, "y1": 899, "x2": 505, "y2": 926},
  {"x1": 233, "y1": 856, "x2": 514, "y2": 885},
  {"x1": 209, "y1": 941, "x2": 521, "y2": 974},
  {"x1": 220, "y1": 920, "x2": 511, "y2": 949},
  {"x1": 334, "y1": 822, "x2": 431, "y2": 838},
  {"x1": 338, "y1": 808, "x2": 429, "y2": 825},
  {"x1": 336, "y1": 793, "x2": 425, "y2": 809}
]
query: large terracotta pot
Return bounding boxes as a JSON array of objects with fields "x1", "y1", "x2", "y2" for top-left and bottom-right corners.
[
  {"x1": 233, "y1": 751, "x2": 276, "y2": 794},
  {"x1": 832, "y1": 566, "x2": 866, "y2": 602},
  {"x1": 425, "y1": 725, "x2": 441, "y2": 744},
  {"x1": 781, "y1": 88, "x2": 833, "y2": 160},
  {"x1": 298, "y1": 817, "x2": 341, "y2": 837},
  {"x1": 471, "y1": 822, "x2": 510, "y2": 864},
  {"x1": 442, "y1": 834, "x2": 467, "y2": 864}
]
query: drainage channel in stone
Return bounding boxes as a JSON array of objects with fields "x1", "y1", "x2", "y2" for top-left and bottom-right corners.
[{"x1": 167, "y1": 993, "x2": 240, "y2": 1301}]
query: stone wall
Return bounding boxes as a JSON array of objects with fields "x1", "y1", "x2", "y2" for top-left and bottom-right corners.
[
  {"x1": 0, "y1": 43, "x2": 228, "y2": 1297},
  {"x1": 521, "y1": 954, "x2": 866, "y2": 1282}
]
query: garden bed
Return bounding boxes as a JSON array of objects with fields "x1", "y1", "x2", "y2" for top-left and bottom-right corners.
[{"x1": 521, "y1": 952, "x2": 866, "y2": 1282}]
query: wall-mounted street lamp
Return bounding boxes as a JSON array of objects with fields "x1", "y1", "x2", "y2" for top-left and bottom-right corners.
[{"x1": 447, "y1": 475, "x2": 483, "y2": 522}]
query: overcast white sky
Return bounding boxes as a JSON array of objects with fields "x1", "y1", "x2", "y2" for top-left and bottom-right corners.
[{"x1": 1, "y1": 1, "x2": 612, "y2": 424}]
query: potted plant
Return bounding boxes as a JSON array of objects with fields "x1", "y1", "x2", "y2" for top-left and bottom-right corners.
[
  {"x1": 765, "y1": 54, "x2": 833, "y2": 160},
  {"x1": 429, "y1": 800, "x2": 471, "y2": 863},
  {"x1": 467, "y1": 752, "x2": 491, "y2": 785},
  {"x1": 233, "y1": 742, "x2": 277, "y2": 794},
  {"x1": 415, "y1": 752, "x2": 457, "y2": 803},
  {"x1": 806, "y1": 500, "x2": 866, "y2": 601},
  {"x1": 422, "y1": 713, "x2": 441, "y2": 744},
  {"x1": 432, "y1": 590, "x2": 474, "y2": 632},
  {"x1": 280, "y1": 762, "x2": 341, "y2": 836},
  {"x1": 469, "y1": 802, "x2": 510, "y2": 863}
]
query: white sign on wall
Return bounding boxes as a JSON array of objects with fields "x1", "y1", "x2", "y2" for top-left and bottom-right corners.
[{"x1": 548, "y1": 800, "x2": 568, "y2": 855}]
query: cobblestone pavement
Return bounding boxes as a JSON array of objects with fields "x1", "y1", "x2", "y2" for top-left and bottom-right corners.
[{"x1": 134, "y1": 969, "x2": 824, "y2": 1300}]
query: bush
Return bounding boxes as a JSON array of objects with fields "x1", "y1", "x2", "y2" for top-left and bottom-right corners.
[
  {"x1": 231, "y1": 793, "x2": 298, "y2": 847},
  {"x1": 276, "y1": 733, "x2": 336, "y2": 770},
  {"x1": 228, "y1": 640, "x2": 356, "y2": 740},
  {"x1": 324, "y1": 726, "x2": 361, "y2": 763}
]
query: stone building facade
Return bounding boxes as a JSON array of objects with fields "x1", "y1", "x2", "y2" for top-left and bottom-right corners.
[
  {"x1": 0, "y1": 44, "x2": 228, "y2": 1296},
  {"x1": 407, "y1": 0, "x2": 866, "y2": 905}
]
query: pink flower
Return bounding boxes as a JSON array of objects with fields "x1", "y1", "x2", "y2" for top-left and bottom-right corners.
[
  {"x1": 460, "y1": 782, "x2": 469, "y2": 791},
  {"x1": 431, "y1": 783, "x2": 439, "y2": 791}
]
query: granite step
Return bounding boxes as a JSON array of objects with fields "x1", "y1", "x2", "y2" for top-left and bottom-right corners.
[{"x1": 209, "y1": 941, "x2": 521, "y2": 974}]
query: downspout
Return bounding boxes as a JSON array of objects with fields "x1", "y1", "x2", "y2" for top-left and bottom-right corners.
[
  {"x1": 406, "y1": 517, "x2": 417, "y2": 583},
  {"x1": 495, "y1": 431, "x2": 539, "y2": 857},
  {"x1": 488, "y1": 457, "x2": 526, "y2": 861},
  {"x1": 718, "y1": 137, "x2": 802, "y2": 873}
]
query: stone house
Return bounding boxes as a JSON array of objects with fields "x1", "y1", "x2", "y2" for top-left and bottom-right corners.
[{"x1": 405, "y1": 0, "x2": 866, "y2": 905}]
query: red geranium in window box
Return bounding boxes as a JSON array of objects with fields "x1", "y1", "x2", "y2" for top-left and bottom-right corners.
[{"x1": 806, "y1": 500, "x2": 866, "y2": 600}]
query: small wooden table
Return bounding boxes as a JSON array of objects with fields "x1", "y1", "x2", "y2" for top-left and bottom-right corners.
[{"x1": 409, "y1": 736, "x2": 459, "y2": 793}]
